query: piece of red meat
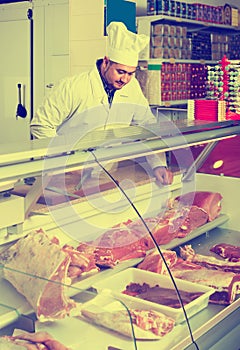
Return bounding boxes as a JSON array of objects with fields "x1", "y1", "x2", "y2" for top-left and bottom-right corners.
[
  {"x1": 77, "y1": 226, "x2": 148, "y2": 267},
  {"x1": 180, "y1": 245, "x2": 240, "y2": 274},
  {"x1": 175, "y1": 191, "x2": 223, "y2": 221},
  {"x1": 161, "y1": 206, "x2": 208, "y2": 238},
  {"x1": 128, "y1": 217, "x2": 175, "y2": 248},
  {"x1": 0, "y1": 230, "x2": 76, "y2": 321},
  {"x1": 210, "y1": 243, "x2": 240, "y2": 262},
  {"x1": 171, "y1": 264, "x2": 240, "y2": 305},
  {"x1": 62, "y1": 244, "x2": 99, "y2": 279},
  {"x1": 138, "y1": 249, "x2": 178, "y2": 274}
]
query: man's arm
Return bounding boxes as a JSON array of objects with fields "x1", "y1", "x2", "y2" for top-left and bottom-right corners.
[{"x1": 30, "y1": 78, "x2": 74, "y2": 139}]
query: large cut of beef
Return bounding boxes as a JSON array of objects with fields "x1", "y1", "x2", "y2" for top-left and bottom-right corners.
[
  {"x1": 174, "y1": 191, "x2": 222, "y2": 221},
  {"x1": 76, "y1": 191, "x2": 222, "y2": 266},
  {"x1": 77, "y1": 225, "x2": 148, "y2": 268},
  {"x1": 159, "y1": 206, "x2": 209, "y2": 239},
  {"x1": 0, "y1": 229, "x2": 76, "y2": 321},
  {"x1": 210, "y1": 243, "x2": 240, "y2": 262}
]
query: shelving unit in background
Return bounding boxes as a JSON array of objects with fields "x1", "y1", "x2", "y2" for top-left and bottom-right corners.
[{"x1": 136, "y1": 15, "x2": 240, "y2": 108}]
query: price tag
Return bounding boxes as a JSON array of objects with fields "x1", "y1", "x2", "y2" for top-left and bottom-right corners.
[{"x1": 169, "y1": 58, "x2": 176, "y2": 64}]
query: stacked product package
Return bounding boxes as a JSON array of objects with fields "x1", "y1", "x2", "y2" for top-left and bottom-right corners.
[
  {"x1": 151, "y1": 23, "x2": 190, "y2": 59},
  {"x1": 147, "y1": 1, "x2": 240, "y2": 27},
  {"x1": 206, "y1": 57, "x2": 240, "y2": 119},
  {"x1": 188, "y1": 56, "x2": 240, "y2": 122},
  {"x1": 161, "y1": 62, "x2": 207, "y2": 101},
  {"x1": 150, "y1": 22, "x2": 240, "y2": 61}
]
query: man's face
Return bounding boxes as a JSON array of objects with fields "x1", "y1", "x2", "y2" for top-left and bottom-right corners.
[{"x1": 101, "y1": 57, "x2": 137, "y2": 90}]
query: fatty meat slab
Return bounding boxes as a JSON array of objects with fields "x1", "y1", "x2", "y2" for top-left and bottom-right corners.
[
  {"x1": 0, "y1": 229, "x2": 75, "y2": 321},
  {"x1": 0, "y1": 229, "x2": 99, "y2": 321},
  {"x1": 80, "y1": 300, "x2": 175, "y2": 339}
]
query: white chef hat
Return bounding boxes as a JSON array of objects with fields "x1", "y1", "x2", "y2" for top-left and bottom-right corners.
[{"x1": 106, "y1": 21, "x2": 149, "y2": 67}]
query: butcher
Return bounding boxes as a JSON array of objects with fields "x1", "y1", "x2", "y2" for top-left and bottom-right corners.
[{"x1": 30, "y1": 21, "x2": 173, "y2": 186}]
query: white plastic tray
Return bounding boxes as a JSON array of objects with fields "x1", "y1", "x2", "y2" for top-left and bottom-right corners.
[{"x1": 93, "y1": 268, "x2": 214, "y2": 324}]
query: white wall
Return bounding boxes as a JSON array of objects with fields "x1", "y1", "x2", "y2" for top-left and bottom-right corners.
[{"x1": 69, "y1": 0, "x2": 106, "y2": 75}]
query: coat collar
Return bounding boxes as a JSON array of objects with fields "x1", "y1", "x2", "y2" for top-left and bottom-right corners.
[{"x1": 89, "y1": 61, "x2": 130, "y2": 103}]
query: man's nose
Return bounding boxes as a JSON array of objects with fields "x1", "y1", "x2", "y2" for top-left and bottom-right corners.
[{"x1": 121, "y1": 73, "x2": 130, "y2": 83}]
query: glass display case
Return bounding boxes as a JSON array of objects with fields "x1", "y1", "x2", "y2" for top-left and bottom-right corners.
[{"x1": 0, "y1": 119, "x2": 239, "y2": 349}]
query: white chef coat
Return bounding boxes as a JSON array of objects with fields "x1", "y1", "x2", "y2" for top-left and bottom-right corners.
[{"x1": 30, "y1": 62, "x2": 166, "y2": 169}]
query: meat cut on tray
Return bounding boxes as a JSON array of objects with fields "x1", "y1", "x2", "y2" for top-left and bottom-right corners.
[
  {"x1": 136, "y1": 245, "x2": 240, "y2": 305},
  {"x1": 76, "y1": 191, "x2": 223, "y2": 267},
  {"x1": 122, "y1": 282, "x2": 204, "y2": 308},
  {"x1": 80, "y1": 299, "x2": 175, "y2": 339}
]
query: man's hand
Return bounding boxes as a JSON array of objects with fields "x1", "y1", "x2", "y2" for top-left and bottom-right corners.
[{"x1": 153, "y1": 166, "x2": 173, "y2": 185}]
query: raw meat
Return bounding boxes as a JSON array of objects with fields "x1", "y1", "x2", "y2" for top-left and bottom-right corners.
[
  {"x1": 122, "y1": 282, "x2": 203, "y2": 308},
  {"x1": 180, "y1": 245, "x2": 240, "y2": 274},
  {"x1": 171, "y1": 262, "x2": 240, "y2": 305},
  {"x1": 0, "y1": 229, "x2": 76, "y2": 321},
  {"x1": 77, "y1": 226, "x2": 148, "y2": 267},
  {"x1": 137, "y1": 246, "x2": 240, "y2": 305},
  {"x1": 210, "y1": 243, "x2": 240, "y2": 262},
  {"x1": 75, "y1": 191, "x2": 222, "y2": 266},
  {"x1": 81, "y1": 304, "x2": 175, "y2": 339},
  {"x1": 161, "y1": 206, "x2": 209, "y2": 238},
  {"x1": 174, "y1": 191, "x2": 223, "y2": 221},
  {"x1": 138, "y1": 249, "x2": 177, "y2": 274},
  {"x1": 62, "y1": 244, "x2": 99, "y2": 279},
  {"x1": 129, "y1": 216, "x2": 176, "y2": 247}
]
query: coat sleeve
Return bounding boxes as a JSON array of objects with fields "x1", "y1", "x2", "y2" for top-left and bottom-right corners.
[{"x1": 30, "y1": 77, "x2": 76, "y2": 139}]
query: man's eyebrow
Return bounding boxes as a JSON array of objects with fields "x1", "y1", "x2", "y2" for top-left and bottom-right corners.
[{"x1": 116, "y1": 68, "x2": 136, "y2": 74}]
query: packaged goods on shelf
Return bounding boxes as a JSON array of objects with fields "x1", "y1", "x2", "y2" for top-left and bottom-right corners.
[
  {"x1": 229, "y1": 34, "x2": 240, "y2": 60},
  {"x1": 223, "y1": 3, "x2": 232, "y2": 25},
  {"x1": 146, "y1": 1, "x2": 238, "y2": 25},
  {"x1": 188, "y1": 99, "x2": 226, "y2": 122},
  {"x1": 187, "y1": 32, "x2": 212, "y2": 60},
  {"x1": 231, "y1": 6, "x2": 239, "y2": 26},
  {"x1": 151, "y1": 23, "x2": 190, "y2": 59},
  {"x1": 147, "y1": 0, "x2": 157, "y2": 15},
  {"x1": 206, "y1": 57, "x2": 240, "y2": 120}
]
